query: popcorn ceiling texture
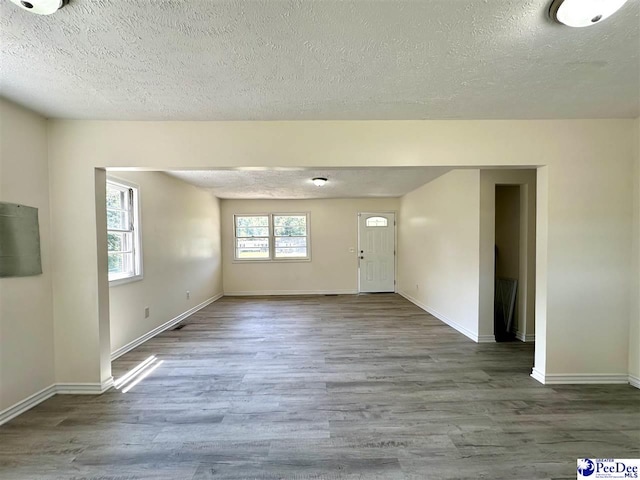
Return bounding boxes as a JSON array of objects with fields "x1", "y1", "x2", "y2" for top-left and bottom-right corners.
[
  {"x1": 165, "y1": 167, "x2": 452, "y2": 199},
  {"x1": 0, "y1": 0, "x2": 638, "y2": 120}
]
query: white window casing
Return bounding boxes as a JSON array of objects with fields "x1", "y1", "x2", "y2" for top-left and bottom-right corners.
[
  {"x1": 107, "y1": 178, "x2": 143, "y2": 285},
  {"x1": 234, "y1": 213, "x2": 310, "y2": 262}
]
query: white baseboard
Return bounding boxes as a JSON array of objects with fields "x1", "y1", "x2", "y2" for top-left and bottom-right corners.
[
  {"x1": 515, "y1": 331, "x2": 536, "y2": 342},
  {"x1": 398, "y1": 291, "x2": 480, "y2": 343},
  {"x1": 224, "y1": 290, "x2": 358, "y2": 296},
  {"x1": 0, "y1": 384, "x2": 57, "y2": 426},
  {"x1": 530, "y1": 368, "x2": 546, "y2": 384},
  {"x1": 0, "y1": 377, "x2": 115, "y2": 426},
  {"x1": 629, "y1": 375, "x2": 640, "y2": 389},
  {"x1": 102, "y1": 376, "x2": 115, "y2": 391},
  {"x1": 110, "y1": 293, "x2": 223, "y2": 361},
  {"x1": 56, "y1": 379, "x2": 113, "y2": 395},
  {"x1": 531, "y1": 371, "x2": 629, "y2": 385},
  {"x1": 477, "y1": 335, "x2": 496, "y2": 343}
]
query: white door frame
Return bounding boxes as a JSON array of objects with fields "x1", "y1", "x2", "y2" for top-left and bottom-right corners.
[{"x1": 357, "y1": 211, "x2": 397, "y2": 293}]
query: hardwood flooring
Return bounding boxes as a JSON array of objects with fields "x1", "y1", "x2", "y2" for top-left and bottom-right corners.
[{"x1": 1, "y1": 294, "x2": 638, "y2": 479}]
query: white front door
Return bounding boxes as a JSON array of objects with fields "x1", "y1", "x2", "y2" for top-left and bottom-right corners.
[{"x1": 358, "y1": 213, "x2": 395, "y2": 293}]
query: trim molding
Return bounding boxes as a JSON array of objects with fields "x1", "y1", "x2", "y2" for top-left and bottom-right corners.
[
  {"x1": 56, "y1": 379, "x2": 113, "y2": 395},
  {"x1": 0, "y1": 384, "x2": 57, "y2": 426},
  {"x1": 477, "y1": 335, "x2": 496, "y2": 343},
  {"x1": 629, "y1": 375, "x2": 640, "y2": 389},
  {"x1": 0, "y1": 378, "x2": 115, "y2": 426},
  {"x1": 515, "y1": 331, "x2": 536, "y2": 342},
  {"x1": 530, "y1": 368, "x2": 546, "y2": 384},
  {"x1": 224, "y1": 290, "x2": 358, "y2": 296},
  {"x1": 101, "y1": 376, "x2": 114, "y2": 392},
  {"x1": 399, "y1": 291, "x2": 480, "y2": 343},
  {"x1": 110, "y1": 293, "x2": 223, "y2": 361},
  {"x1": 531, "y1": 371, "x2": 630, "y2": 385}
]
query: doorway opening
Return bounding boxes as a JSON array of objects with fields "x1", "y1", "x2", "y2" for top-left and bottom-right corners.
[{"x1": 494, "y1": 184, "x2": 535, "y2": 343}]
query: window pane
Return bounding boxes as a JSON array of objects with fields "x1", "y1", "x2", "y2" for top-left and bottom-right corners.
[
  {"x1": 236, "y1": 226, "x2": 269, "y2": 238},
  {"x1": 275, "y1": 236, "x2": 307, "y2": 248},
  {"x1": 273, "y1": 225, "x2": 306, "y2": 236},
  {"x1": 274, "y1": 215, "x2": 306, "y2": 225},
  {"x1": 107, "y1": 209, "x2": 129, "y2": 230},
  {"x1": 273, "y1": 215, "x2": 306, "y2": 236},
  {"x1": 108, "y1": 252, "x2": 135, "y2": 275},
  {"x1": 107, "y1": 232, "x2": 133, "y2": 253},
  {"x1": 365, "y1": 216, "x2": 388, "y2": 227},
  {"x1": 275, "y1": 235, "x2": 307, "y2": 258},
  {"x1": 236, "y1": 238, "x2": 270, "y2": 259},
  {"x1": 107, "y1": 232, "x2": 122, "y2": 252},
  {"x1": 106, "y1": 186, "x2": 127, "y2": 209},
  {"x1": 108, "y1": 253, "x2": 124, "y2": 273},
  {"x1": 236, "y1": 216, "x2": 269, "y2": 228},
  {"x1": 275, "y1": 246, "x2": 308, "y2": 258}
]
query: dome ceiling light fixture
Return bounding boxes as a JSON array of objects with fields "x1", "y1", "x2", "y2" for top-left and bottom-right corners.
[
  {"x1": 549, "y1": 0, "x2": 629, "y2": 27},
  {"x1": 8, "y1": 0, "x2": 68, "y2": 15},
  {"x1": 311, "y1": 177, "x2": 328, "y2": 187}
]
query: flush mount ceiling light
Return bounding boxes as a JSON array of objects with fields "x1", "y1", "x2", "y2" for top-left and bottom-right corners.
[
  {"x1": 550, "y1": 0, "x2": 629, "y2": 27},
  {"x1": 8, "y1": 0, "x2": 67, "y2": 15},
  {"x1": 312, "y1": 177, "x2": 328, "y2": 187}
]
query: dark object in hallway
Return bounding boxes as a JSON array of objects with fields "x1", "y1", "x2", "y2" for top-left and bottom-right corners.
[{"x1": 495, "y1": 277, "x2": 517, "y2": 341}]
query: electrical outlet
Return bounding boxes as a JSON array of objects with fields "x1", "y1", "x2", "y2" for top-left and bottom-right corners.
[
  {"x1": 186, "y1": 291, "x2": 190, "y2": 300},
  {"x1": 144, "y1": 306, "x2": 150, "y2": 318}
]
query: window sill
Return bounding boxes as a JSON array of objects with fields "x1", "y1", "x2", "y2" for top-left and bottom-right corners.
[
  {"x1": 232, "y1": 258, "x2": 311, "y2": 264},
  {"x1": 109, "y1": 274, "x2": 144, "y2": 287}
]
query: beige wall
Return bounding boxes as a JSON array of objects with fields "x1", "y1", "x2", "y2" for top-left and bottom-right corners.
[
  {"x1": 480, "y1": 170, "x2": 537, "y2": 343},
  {"x1": 45, "y1": 119, "x2": 636, "y2": 385},
  {"x1": 0, "y1": 99, "x2": 55, "y2": 412},
  {"x1": 108, "y1": 172, "x2": 222, "y2": 355},
  {"x1": 222, "y1": 198, "x2": 399, "y2": 295},
  {"x1": 631, "y1": 118, "x2": 640, "y2": 384},
  {"x1": 398, "y1": 170, "x2": 482, "y2": 341}
]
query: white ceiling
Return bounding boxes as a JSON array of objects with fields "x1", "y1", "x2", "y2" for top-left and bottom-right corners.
[
  {"x1": 164, "y1": 167, "x2": 452, "y2": 199},
  {"x1": 0, "y1": 0, "x2": 638, "y2": 120}
]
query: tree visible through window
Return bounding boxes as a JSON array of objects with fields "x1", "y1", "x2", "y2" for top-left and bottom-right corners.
[
  {"x1": 274, "y1": 215, "x2": 307, "y2": 258},
  {"x1": 234, "y1": 214, "x2": 309, "y2": 260},
  {"x1": 235, "y1": 215, "x2": 270, "y2": 259},
  {"x1": 107, "y1": 179, "x2": 141, "y2": 282}
]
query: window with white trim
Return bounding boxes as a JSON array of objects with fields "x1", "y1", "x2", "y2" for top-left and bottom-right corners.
[
  {"x1": 234, "y1": 213, "x2": 309, "y2": 261},
  {"x1": 107, "y1": 179, "x2": 142, "y2": 283}
]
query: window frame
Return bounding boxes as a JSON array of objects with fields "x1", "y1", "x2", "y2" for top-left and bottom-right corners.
[
  {"x1": 233, "y1": 212, "x2": 311, "y2": 263},
  {"x1": 107, "y1": 177, "x2": 143, "y2": 286}
]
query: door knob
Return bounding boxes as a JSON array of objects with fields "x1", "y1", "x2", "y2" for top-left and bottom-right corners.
[{"x1": 359, "y1": 256, "x2": 364, "y2": 259}]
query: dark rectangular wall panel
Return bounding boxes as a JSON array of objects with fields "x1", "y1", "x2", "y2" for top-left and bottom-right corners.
[{"x1": 0, "y1": 202, "x2": 42, "y2": 277}]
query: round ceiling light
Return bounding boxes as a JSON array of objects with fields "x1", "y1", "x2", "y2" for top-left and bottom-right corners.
[
  {"x1": 311, "y1": 177, "x2": 328, "y2": 187},
  {"x1": 550, "y1": 0, "x2": 629, "y2": 27},
  {"x1": 9, "y1": 0, "x2": 67, "y2": 15}
]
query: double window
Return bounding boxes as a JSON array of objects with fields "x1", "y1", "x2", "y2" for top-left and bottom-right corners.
[
  {"x1": 234, "y1": 214, "x2": 309, "y2": 261},
  {"x1": 107, "y1": 179, "x2": 142, "y2": 283}
]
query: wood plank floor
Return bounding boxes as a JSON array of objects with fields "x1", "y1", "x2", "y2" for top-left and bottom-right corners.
[{"x1": 1, "y1": 294, "x2": 638, "y2": 479}]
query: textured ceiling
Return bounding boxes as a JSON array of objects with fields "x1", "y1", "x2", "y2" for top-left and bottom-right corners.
[
  {"x1": 0, "y1": 0, "x2": 638, "y2": 120},
  {"x1": 164, "y1": 167, "x2": 452, "y2": 199}
]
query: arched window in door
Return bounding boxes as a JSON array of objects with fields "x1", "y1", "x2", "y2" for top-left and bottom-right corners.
[{"x1": 365, "y1": 216, "x2": 388, "y2": 227}]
